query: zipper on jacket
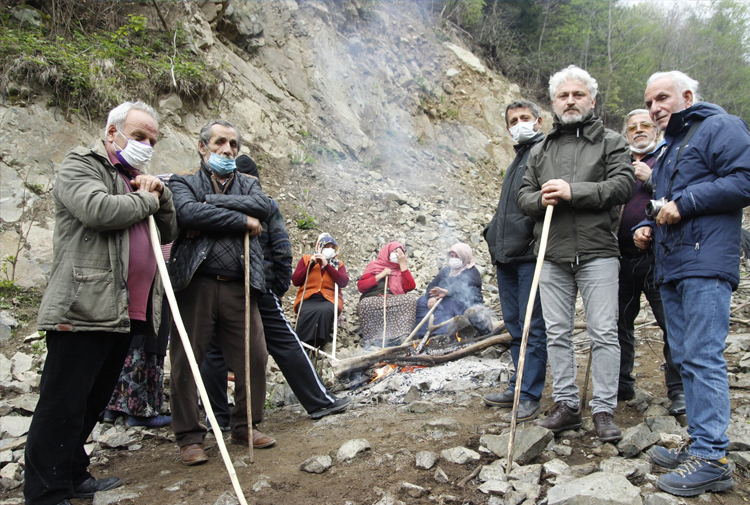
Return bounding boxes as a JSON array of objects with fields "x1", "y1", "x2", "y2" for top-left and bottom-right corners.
[
  {"x1": 570, "y1": 128, "x2": 581, "y2": 264},
  {"x1": 111, "y1": 167, "x2": 130, "y2": 320}
]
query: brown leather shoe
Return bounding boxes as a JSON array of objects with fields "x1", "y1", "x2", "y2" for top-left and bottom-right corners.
[
  {"x1": 533, "y1": 402, "x2": 582, "y2": 434},
  {"x1": 180, "y1": 443, "x2": 208, "y2": 466},
  {"x1": 231, "y1": 428, "x2": 276, "y2": 449},
  {"x1": 593, "y1": 411, "x2": 622, "y2": 442}
]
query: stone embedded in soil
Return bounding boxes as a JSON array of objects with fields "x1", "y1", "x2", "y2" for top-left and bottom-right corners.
[
  {"x1": 422, "y1": 417, "x2": 461, "y2": 432},
  {"x1": 552, "y1": 444, "x2": 572, "y2": 456},
  {"x1": 10, "y1": 353, "x2": 32, "y2": 380},
  {"x1": 407, "y1": 401, "x2": 435, "y2": 413},
  {"x1": 512, "y1": 481, "x2": 542, "y2": 503},
  {"x1": 441, "y1": 446, "x2": 479, "y2": 464},
  {"x1": 478, "y1": 461, "x2": 508, "y2": 483},
  {"x1": 212, "y1": 491, "x2": 240, "y2": 505},
  {"x1": 0, "y1": 354, "x2": 11, "y2": 382},
  {"x1": 0, "y1": 416, "x2": 32, "y2": 438},
  {"x1": 415, "y1": 450, "x2": 438, "y2": 469},
  {"x1": 547, "y1": 472, "x2": 643, "y2": 505},
  {"x1": 479, "y1": 425, "x2": 554, "y2": 465},
  {"x1": 599, "y1": 457, "x2": 651, "y2": 481},
  {"x1": 478, "y1": 480, "x2": 512, "y2": 496},
  {"x1": 95, "y1": 427, "x2": 139, "y2": 449},
  {"x1": 645, "y1": 416, "x2": 687, "y2": 438},
  {"x1": 504, "y1": 490, "x2": 528, "y2": 505},
  {"x1": 337, "y1": 439, "x2": 371, "y2": 461},
  {"x1": 0, "y1": 436, "x2": 26, "y2": 452},
  {"x1": 0, "y1": 462, "x2": 20, "y2": 480},
  {"x1": 508, "y1": 463, "x2": 541, "y2": 484},
  {"x1": 399, "y1": 481, "x2": 428, "y2": 498},
  {"x1": 252, "y1": 475, "x2": 272, "y2": 492},
  {"x1": 726, "y1": 421, "x2": 750, "y2": 450},
  {"x1": 433, "y1": 466, "x2": 449, "y2": 483},
  {"x1": 728, "y1": 450, "x2": 750, "y2": 468},
  {"x1": 643, "y1": 404, "x2": 670, "y2": 418},
  {"x1": 657, "y1": 433, "x2": 684, "y2": 449},
  {"x1": 543, "y1": 458, "x2": 569, "y2": 477},
  {"x1": 592, "y1": 443, "x2": 619, "y2": 457},
  {"x1": 642, "y1": 492, "x2": 686, "y2": 505},
  {"x1": 617, "y1": 423, "x2": 660, "y2": 458},
  {"x1": 300, "y1": 455, "x2": 332, "y2": 474},
  {"x1": 7, "y1": 393, "x2": 39, "y2": 414},
  {"x1": 92, "y1": 489, "x2": 141, "y2": 505}
]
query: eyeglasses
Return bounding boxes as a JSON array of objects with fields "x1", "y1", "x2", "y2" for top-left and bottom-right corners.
[{"x1": 626, "y1": 122, "x2": 656, "y2": 133}]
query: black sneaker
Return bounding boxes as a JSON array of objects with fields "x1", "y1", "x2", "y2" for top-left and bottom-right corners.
[
  {"x1": 649, "y1": 442, "x2": 692, "y2": 469},
  {"x1": 533, "y1": 402, "x2": 582, "y2": 433},
  {"x1": 483, "y1": 388, "x2": 515, "y2": 408},
  {"x1": 500, "y1": 400, "x2": 541, "y2": 423},
  {"x1": 657, "y1": 457, "x2": 734, "y2": 497},
  {"x1": 73, "y1": 476, "x2": 122, "y2": 498},
  {"x1": 310, "y1": 396, "x2": 351, "y2": 420}
]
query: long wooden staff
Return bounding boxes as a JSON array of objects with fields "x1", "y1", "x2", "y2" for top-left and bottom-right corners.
[
  {"x1": 294, "y1": 258, "x2": 313, "y2": 331},
  {"x1": 506, "y1": 205, "x2": 554, "y2": 475},
  {"x1": 332, "y1": 283, "x2": 339, "y2": 359},
  {"x1": 243, "y1": 232, "x2": 254, "y2": 462},
  {"x1": 381, "y1": 275, "x2": 389, "y2": 348},
  {"x1": 147, "y1": 217, "x2": 249, "y2": 505},
  {"x1": 403, "y1": 297, "x2": 443, "y2": 344}
]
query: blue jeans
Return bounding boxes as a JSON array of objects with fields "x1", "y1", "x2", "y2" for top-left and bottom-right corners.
[
  {"x1": 496, "y1": 262, "x2": 547, "y2": 400},
  {"x1": 539, "y1": 257, "x2": 620, "y2": 414},
  {"x1": 660, "y1": 277, "x2": 732, "y2": 460}
]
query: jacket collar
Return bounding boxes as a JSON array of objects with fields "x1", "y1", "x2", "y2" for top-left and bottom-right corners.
[
  {"x1": 664, "y1": 102, "x2": 725, "y2": 137},
  {"x1": 543, "y1": 111, "x2": 604, "y2": 149},
  {"x1": 90, "y1": 140, "x2": 116, "y2": 170},
  {"x1": 513, "y1": 132, "x2": 544, "y2": 154}
]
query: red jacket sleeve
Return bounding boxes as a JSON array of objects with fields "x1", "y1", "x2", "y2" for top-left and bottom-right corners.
[
  {"x1": 401, "y1": 269, "x2": 416, "y2": 292},
  {"x1": 326, "y1": 263, "x2": 349, "y2": 288},
  {"x1": 291, "y1": 257, "x2": 309, "y2": 286},
  {"x1": 358, "y1": 272, "x2": 377, "y2": 293}
]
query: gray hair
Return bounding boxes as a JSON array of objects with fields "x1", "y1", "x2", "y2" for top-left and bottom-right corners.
[
  {"x1": 647, "y1": 71, "x2": 703, "y2": 102},
  {"x1": 505, "y1": 99, "x2": 540, "y2": 127},
  {"x1": 199, "y1": 120, "x2": 242, "y2": 151},
  {"x1": 548, "y1": 65, "x2": 598, "y2": 101},
  {"x1": 104, "y1": 101, "x2": 158, "y2": 137},
  {"x1": 622, "y1": 108, "x2": 657, "y2": 135}
]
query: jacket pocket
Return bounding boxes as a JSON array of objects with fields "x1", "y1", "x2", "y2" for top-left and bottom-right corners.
[{"x1": 66, "y1": 266, "x2": 117, "y2": 323}]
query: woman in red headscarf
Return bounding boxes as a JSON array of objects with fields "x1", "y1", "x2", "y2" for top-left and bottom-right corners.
[{"x1": 357, "y1": 242, "x2": 418, "y2": 347}]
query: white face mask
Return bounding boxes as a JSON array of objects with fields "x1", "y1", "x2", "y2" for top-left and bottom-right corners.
[
  {"x1": 322, "y1": 248, "x2": 336, "y2": 260},
  {"x1": 114, "y1": 130, "x2": 154, "y2": 169},
  {"x1": 389, "y1": 252, "x2": 399, "y2": 263},
  {"x1": 509, "y1": 120, "x2": 538, "y2": 143},
  {"x1": 449, "y1": 258, "x2": 464, "y2": 270}
]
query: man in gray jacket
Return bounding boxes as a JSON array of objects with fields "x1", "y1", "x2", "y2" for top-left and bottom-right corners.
[
  {"x1": 518, "y1": 66, "x2": 634, "y2": 442},
  {"x1": 26, "y1": 101, "x2": 177, "y2": 505}
]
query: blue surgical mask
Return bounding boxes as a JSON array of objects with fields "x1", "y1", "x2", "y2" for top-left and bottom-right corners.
[{"x1": 206, "y1": 152, "x2": 236, "y2": 176}]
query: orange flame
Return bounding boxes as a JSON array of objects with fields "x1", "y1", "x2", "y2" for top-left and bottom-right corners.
[
  {"x1": 456, "y1": 331, "x2": 462, "y2": 342},
  {"x1": 370, "y1": 363, "x2": 398, "y2": 383}
]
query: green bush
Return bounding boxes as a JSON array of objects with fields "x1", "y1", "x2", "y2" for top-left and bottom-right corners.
[{"x1": 0, "y1": 12, "x2": 216, "y2": 117}]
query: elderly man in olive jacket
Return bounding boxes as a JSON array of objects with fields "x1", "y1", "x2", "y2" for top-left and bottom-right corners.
[
  {"x1": 518, "y1": 66, "x2": 634, "y2": 443},
  {"x1": 168, "y1": 120, "x2": 274, "y2": 466},
  {"x1": 26, "y1": 101, "x2": 177, "y2": 505}
]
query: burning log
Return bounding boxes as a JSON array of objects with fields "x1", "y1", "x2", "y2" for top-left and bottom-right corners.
[{"x1": 331, "y1": 331, "x2": 512, "y2": 381}]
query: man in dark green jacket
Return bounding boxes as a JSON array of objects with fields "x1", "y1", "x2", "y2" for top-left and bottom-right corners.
[
  {"x1": 518, "y1": 66, "x2": 634, "y2": 443},
  {"x1": 26, "y1": 101, "x2": 177, "y2": 505},
  {"x1": 483, "y1": 99, "x2": 547, "y2": 423}
]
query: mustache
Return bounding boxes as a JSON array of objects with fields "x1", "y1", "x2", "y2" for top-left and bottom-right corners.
[{"x1": 563, "y1": 105, "x2": 580, "y2": 113}]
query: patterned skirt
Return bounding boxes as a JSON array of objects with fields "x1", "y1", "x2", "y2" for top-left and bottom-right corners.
[
  {"x1": 107, "y1": 343, "x2": 166, "y2": 418},
  {"x1": 358, "y1": 294, "x2": 417, "y2": 348}
]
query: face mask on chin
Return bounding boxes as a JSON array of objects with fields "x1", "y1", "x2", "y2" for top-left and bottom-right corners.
[
  {"x1": 630, "y1": 137, "x2": 657, "y2": 155},
  {"x1": 509, "y1": 120, "x2": 538, "y2": 143},
  {"x1": 205, "y1": 151, "x2": 236, "y2": 176},
  {"x1": 113, "y1": 130, "x2": 153, "y2": 170}
]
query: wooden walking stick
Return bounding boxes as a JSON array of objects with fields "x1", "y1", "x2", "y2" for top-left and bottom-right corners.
[
  {"x1": 403, "y1": 297, "x2": 443, "y2": 344},
  {"x1": 294, "y1": 258, "x2": 313, "y2": 331},
  {"x1": 382, "y1": 275, "x2": 389, "y2": 348},
  {"x1": 243, "y1": 232, "x2": 254, "y2": 462},
  {"x1": 578, "y1": 347, "x2": 594, "y2": 415},
  {"x1": 506, "y1": 204, "x2": 554, "y2": 475},
  {"x1": 147, "y1": 217, "x2": 249, "y2": 505},
  {"x1": 332, "y1": 283, "x2": 339, "y2": 359}
]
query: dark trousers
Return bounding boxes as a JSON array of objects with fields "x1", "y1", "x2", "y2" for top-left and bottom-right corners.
[
  {"x1": 171, "y1": 275, "x2": 267, "y2": 447},
  {"x1": 496, "y1": 261, "x2": 548, "y2": 401},
  {"x1": 413, "y1": 295, "x2": 464, "y2": 338},
  {"x1": 201, "y1": 292, "x2": 335, "y2": 420},
  {"x1": 24, "y1": 330, "x2": 131, "y2": 505},
  {"x1": 617, "y1": 251, "x2": 683, "y2": 399}
]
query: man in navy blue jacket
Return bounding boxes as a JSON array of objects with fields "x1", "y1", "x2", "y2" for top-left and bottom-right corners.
[{"x1": 635, "y1": 71, "x2": 750, "y2": 497}]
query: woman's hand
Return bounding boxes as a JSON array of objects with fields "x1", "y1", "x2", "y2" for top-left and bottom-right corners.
[
  {"x1": 430, "y1": 287, "x2": 449, "y2": 298},
  {"x1": 395, "y1": 248, "x2": 408, "y2": 270},
  {"x1": 376, "y1": 267, "x2": 392, "y2": 281},
  {"x1": 311, "y1": 253, "x2": 328, "y2": 268},
  {"x1": 427, "y1": 297, "x2": 437, "y2": 309}
]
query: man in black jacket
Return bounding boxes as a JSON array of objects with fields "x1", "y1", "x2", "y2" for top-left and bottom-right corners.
[
  {"x1": 168, "y1": 120, "x2": 274, "y2": 466},
  {"x1": 483, "y1": 100, "x2": 547, "y2": 423}
]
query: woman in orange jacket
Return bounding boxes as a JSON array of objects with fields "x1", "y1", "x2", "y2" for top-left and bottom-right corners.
[{"x1": 292, "y1": 233, "x2": 348, "y2": 348}]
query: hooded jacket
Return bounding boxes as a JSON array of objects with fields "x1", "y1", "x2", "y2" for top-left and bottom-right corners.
[
  {"x1": 649, "y1": 102, "x2": 750, "y2": 289},
  {"x1": 517, "y1": 112, "x2": 634, "y2": 264},
  {"x1": 484, "y1": 132, "x2": 544, "y2": 264},
  {"x1": 168, "y1": 165, "x2": 273, "y2": 293},
  {"x1": 37, "y1": 141, "x2": 177, "y2": 333}
]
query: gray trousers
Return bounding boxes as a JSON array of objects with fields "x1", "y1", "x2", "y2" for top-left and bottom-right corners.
[{"x1": 539, "y1": 257, "x2": 620, "y2": 414}]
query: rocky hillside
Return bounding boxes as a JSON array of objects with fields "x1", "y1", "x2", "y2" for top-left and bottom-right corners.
[{"x1": 0, "y1": 0, "x2": 553, "y2": 347}]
